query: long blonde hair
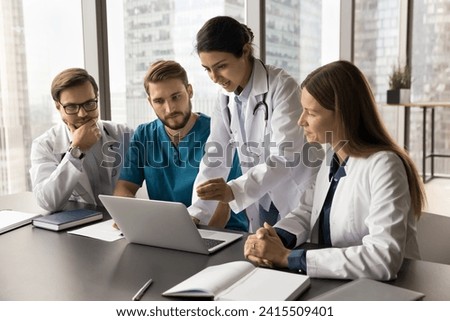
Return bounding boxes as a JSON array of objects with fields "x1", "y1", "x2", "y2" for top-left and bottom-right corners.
[{"x1": 301, "y1": 60, "x2": 425, "y2": 218}]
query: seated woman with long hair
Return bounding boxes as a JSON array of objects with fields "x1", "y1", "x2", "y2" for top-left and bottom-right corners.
[{"x1": 244, "y1": 60, "x2": 425, "y2": 280}]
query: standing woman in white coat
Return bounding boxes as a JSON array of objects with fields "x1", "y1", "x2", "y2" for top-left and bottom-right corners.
[
  {"x1": 189, "y1": 16, "x2": 319, "y2": 231},
  {"x1": 244, "y1": 60, "x2": 426, "y2": 280}
]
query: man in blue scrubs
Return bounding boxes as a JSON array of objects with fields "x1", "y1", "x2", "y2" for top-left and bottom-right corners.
[{"x1": 114, "y1": 60, "x2": 248, "y2": 231}]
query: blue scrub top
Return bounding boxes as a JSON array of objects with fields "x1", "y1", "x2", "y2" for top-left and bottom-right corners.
[{"x1": 120, "y1": 113, "x2": 248, "y2": 231}]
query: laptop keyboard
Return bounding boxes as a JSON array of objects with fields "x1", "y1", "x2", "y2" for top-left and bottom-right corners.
[{"x1": 202, "y1": 237, "x2": 225, "y2": 249}]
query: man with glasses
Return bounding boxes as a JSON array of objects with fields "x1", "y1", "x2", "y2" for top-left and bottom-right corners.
[{"x1": 30, "y1": 68, "x2": 133, "y2": 211}]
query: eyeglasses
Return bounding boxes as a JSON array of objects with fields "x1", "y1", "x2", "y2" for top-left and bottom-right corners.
[{"x1": 60, "y1": 98, "x2": 98, "y2": 115}]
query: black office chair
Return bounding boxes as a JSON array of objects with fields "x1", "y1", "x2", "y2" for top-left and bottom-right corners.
[{"x1": 416, "y1": 212, "x2": 450, "y2": 265}]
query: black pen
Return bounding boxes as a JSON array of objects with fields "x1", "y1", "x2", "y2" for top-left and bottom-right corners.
[{"x1": 132, "y1": 278, "x2": 153, "y2": 301}]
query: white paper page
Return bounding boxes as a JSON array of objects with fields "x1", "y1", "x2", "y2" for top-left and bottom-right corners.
[
  {"x1": 164, "y1": 261, "x2": 255, "y2": 297},
  {"x1": 68, "y1": 219, "x2": 124, "y2": 242},
  {"x1": 0, "y1": 191, "x2": 49, "y2": 214},
  {"x1": 217, "y1": 268, "x2": 310, "y2": 301},
  {"x1": 0, "y1": 210, "x2": 41, "y2": 233}
]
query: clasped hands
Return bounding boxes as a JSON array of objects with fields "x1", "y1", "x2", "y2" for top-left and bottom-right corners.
[
  {"x1": 244, "y1": 222, "x2": 290, "y2": 269},
  {"x1": 196, "y1": 178, "x2": 290, "y2": 269}
]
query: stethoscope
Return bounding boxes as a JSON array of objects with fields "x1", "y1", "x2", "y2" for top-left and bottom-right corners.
[
  {"x1": 224, "y1": 59, "x2": 270, "y2": 137},
  {"x1": 252, "y1": 60, "x2": 269, "y2": 122}
]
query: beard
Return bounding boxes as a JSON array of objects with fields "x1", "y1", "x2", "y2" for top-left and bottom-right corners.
[{"x1": 159, "y1": 101, "x2": 192, "y2": 130}]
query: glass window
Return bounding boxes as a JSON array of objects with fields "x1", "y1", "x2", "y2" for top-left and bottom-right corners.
[
  {"x1": 107, "y1": 0, "x2": 245, "y2": 129},
  {"x1": 354, "y1": 0, "x2": 450, "y2": 176},
  {"x1": 411, "y1": 0, "x2": 450, "y2": 176},
  {"x1": 0, "y1": 0, "x2": 84, "y2": 196},
  {"x1": 265, "y1": 0, "x2": 340, "y2": 83},
  {"x1": 354, "y1": 0, "x2": 403, "y2": 141}
]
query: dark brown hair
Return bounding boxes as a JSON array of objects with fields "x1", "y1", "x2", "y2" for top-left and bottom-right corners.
[
  {"x1": 195, "y1": 16, "x2": 254, "y2": 59},
  {"x1": 51, "y1": 68, "x2": 98, "y2": 102},
  {"x1": 144, "y1": 60, "x2": 189, "y2": 96}
]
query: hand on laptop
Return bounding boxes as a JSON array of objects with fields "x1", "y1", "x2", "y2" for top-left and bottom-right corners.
[
  {"x1": 191, "y1": 216, "x2": 200, "y2": 225},
  {"x1": 208, "y1": 202, "x2": 231, "y2": 229},
  {"x1": 112, "y1": 221, "x2": 120, "y2": 230}
]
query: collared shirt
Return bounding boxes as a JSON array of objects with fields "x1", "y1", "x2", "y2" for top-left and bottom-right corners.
[
  {"x1": 319, "y1": 153, "x2": 348, "y2": 246},
  {"x1": 30, "y1": 120, "x2": 132, "y2": 211},
  {"x1": 81, "y1": 140, "x2": 112, "y2": 205},
  {"x1": 278, "y1": 153, "x2": 348, "y2": 273},
  {"x1": 65, "y1": 123, "x2": 121, "y2": 205},
  {"x1": 234, "y1": 70, "x2": 271, "y2": 213},
  {"x1": 119, "y1": 113, "x2": 249, "y2": 232},
  {"x1": 233, "y1": 70, "x2": 253, "y2": 142},
  {"x1": 65, "y1": 124, "x2": 118, "y2": 206}
]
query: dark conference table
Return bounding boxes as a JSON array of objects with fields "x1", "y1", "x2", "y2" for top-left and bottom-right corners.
[{"x1": 1, "y1": 202, "x2": 450, "y2": 301}]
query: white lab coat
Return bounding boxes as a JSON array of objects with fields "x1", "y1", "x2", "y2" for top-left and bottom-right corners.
[
  {"x1": 189, "y1": 60, "x2": 320, "y2": 231},
  {"x1": 275, "y1": 148, "x2": 421, "y2": 280},
  {"x1": 30, "y1": 120, "x2": 133, "y2": 211}
]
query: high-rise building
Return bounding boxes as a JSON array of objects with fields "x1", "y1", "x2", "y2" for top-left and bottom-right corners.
[
  {"x1": 121, "y1": 0, "x2": 323, "y2": 129},
  {"x1": 0, "y1": 0, "x2": 32, "y2": 195},
  {"x1": 266, "y1": 0, "x2": 322, "y2": 83},
  {"x1": 354, "y1": 0, "x2": 402, "y2": 140},
  {"x1": 411, "y1": 0, "x2": 450, "y2": 176},
  {"x1": 354, "y1": 0, "x2": 450, "y2": 177},
  {"x1": 122, "y1": 0, "x2": 244, "y2": 129}
]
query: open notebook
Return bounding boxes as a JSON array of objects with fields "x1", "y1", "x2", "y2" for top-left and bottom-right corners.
[
  {"x1": 1, "y1": 210, "x2": 42, "y2": 234},
  {"x1": 1, "y1": 192, "x2": 48, "y2": 234},
  {"x1": 163, "y1": 261, "x2": 311, "y2": 301}
]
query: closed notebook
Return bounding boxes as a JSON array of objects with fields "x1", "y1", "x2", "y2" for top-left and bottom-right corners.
[
  {"x1": 0, "y1": 210, "x2": 42, "y2": 234},
  {"x1": 163, "y1": 261, "x2": 310, "y2": 301},
  {"x1": 32, "y1": 209, "x2": 103, "y2": 231},
  {"x1": 311, "y1": 278, "x2": 425, "y2": 301}
]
